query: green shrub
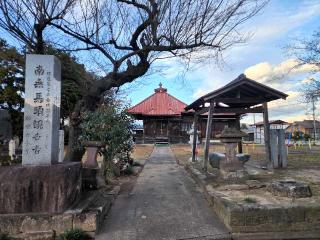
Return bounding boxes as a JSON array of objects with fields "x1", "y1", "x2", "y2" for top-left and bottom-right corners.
[
  {"x1": 0, "y1": 233, "x2": 15, "y2": 240},
  {"x1": 56, "y1": 229, "x2": 91, "y2": 240},
  {"x1": 132, "y1": 161, "x2": 142, "y2": 167},
  {"x1": 243, "y1": 197, "x2": 257, "y2": 204},
  {"x1": 123, "y1": 165, "x2": 134, "y2": 175},
  {"x1": 0, "y1": 156, "x2": 11, "y2": 166},
  {"x1": 79, "y1": 100, "x2": 134, "y2": 180},
  {"x1": 304, "y1": 133, "x2": 311, "y2": 141}
]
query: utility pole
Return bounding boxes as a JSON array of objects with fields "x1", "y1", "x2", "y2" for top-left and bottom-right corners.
[
  {"x1": 312, "y1": 94, "x2": 317, "y2": 141},
  {"x1": 253, "y1": 113, "x2": 256, "y2": 143}
]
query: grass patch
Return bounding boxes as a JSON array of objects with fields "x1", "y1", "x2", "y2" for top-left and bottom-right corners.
[
  {"x1": 132, "y1": 144, "x2": 154, "y2": 164},
  {"x1": 0, "y1": 233, "x2": 15, "y2": 240},
  {"x1": 243, "y1": 197, "x2": 257, "y2": 204},
  {"x1": 56, "y1": 229, "x2": 91, "y2": 240}
]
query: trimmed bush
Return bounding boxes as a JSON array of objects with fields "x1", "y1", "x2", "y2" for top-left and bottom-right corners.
[{"x1": 56, "y1": 229, "x2": 91, "y2": 240}]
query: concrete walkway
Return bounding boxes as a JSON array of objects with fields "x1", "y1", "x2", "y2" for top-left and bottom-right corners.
[{"x1": 97, "y1": 146, "x2": 230, "y2": 240}]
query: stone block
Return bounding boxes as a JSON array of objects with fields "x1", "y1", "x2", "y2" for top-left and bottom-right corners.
[
  {"x1": 236, "y1": 153, "x2": 250, "y2": 164},
  {"x1": 14, "y1": 231, "x2": 54, "y2": 240},
  {"x1": 73, "y1": 211, "x2": 99, "y2": 232},
  {"x1": 229, "y1": 206, "x2": 245, "y2": 227},
  {"x1": 280, "y1": 206, "x2": 305, "y2": 223},
  {"x1": 243, "y1": 205, "x2": 269, "y2": 226},
  {"x1": 267, "y1": 180, "x2": 312, "y2": 198},
  {"x1": 305, "y1": 205, "x2": 320, "y2": 224},
  {"x1": 0, "y1": 213, "x2": 72, "y2": 235},
  {"x1": 0, "y1": 163, "x2": 81, "y2": 214},
  {"x1": 20, "y1": 214, "x2": 73, "y2": 234},
  {"x1": 209, "y1": 152, "x2": 225, "y2": 169},
  {"x1": 0, "y1": 214, "x2": 26, "y2": 234},
  {"x1": 245, "y1": 180, "x2": 266, "y2": 189}
]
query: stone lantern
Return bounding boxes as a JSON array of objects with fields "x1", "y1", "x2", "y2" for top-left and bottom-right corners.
[
  {"x1": 82, "y1": 140, "x2": 106, "y2": 189},
  {"x1": 218, "y1": 127, "x2": 248, "y2": 180}
]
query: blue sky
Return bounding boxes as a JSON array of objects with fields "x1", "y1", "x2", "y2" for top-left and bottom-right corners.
[
  {"x1": 1, "y1": 0, "x2": 319, "y2": 124},
  {"x1": 122, "y1": 0, "x2": 320, "y2": 124}
]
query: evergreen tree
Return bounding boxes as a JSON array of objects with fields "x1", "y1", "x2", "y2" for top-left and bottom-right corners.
[{"x1": 0, "y1": 39, "x2": 24, "y2": 138}]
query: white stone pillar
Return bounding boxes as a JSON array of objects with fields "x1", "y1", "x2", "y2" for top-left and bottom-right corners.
[{"x1": 22, "y1": 54, "x2": 61, "y2": 165}]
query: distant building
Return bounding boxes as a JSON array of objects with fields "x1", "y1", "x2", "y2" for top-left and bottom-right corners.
[
  {"x1": 286, "y1": 120, "x2": 320, "y2": 139},
  {"x1": 241, "y1": 123, "x2": 255, "y2": 142},
  {"x1": 251, "y1": 120, "x2": 289, "y2": 144}
]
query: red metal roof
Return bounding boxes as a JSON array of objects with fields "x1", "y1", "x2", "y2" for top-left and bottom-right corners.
[{"x1": 128, "y1": 83, "x2": 187, "y2": 116}]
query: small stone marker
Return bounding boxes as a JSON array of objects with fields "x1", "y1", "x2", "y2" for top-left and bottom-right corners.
[
  {"x1": 9, "y1": 139, "x2": 16, "y2": 160},
  {"x1": 270, "y1": 129, "x2": 287, "y2": 168},
  {"x1": 22, "y1": 54, "x2": 61, "y2": 165},
  {"x1": 58, "y1": 130, "x2": 64, "y2": 163}
]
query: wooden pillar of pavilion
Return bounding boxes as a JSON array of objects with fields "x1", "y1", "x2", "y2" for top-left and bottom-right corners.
[
  {"x1": 236, "y1": 115, "x2": 243, "y2": 153},
  {"x1": 204, "y1": 102, "x2": 215, "y2": 171},
  {"x1": 191, "y1": 114, "x2": 198, "y2": 162},
  {"x1": 143, "y1": 120, "x2": 146, "y2": 144},
  {"x1": 263, "y1": 102, "x2": 272, "y2": 168}
]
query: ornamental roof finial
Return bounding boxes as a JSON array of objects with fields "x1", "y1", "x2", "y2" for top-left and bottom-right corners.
[{"x1": 155, "y1": 82, "x2": 167, "y2": 93}]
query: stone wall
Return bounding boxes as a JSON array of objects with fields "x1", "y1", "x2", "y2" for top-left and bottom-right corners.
[
  {"x1": 186, "y1": 165, "x2": 320, "y2": 239},
  {"x1": 0, "y1": 187, "x2": 119, "y2": 239},
  {"x1": 0, "y1": 163, "x2": 81, "y2": 214}
]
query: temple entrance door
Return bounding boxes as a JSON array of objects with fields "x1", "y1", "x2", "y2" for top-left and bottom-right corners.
[{"x1": 156, "y1": 121, "x2": 168, "y2": 137}]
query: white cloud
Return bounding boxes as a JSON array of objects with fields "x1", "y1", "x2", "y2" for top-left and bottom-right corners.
[
  {"x1": 247, "y1": 1, "x2": 320, "y2": 43},
  {"x1": 193, "y1": 88, "x2": 208, "y2": 99},
  {"x1": 301, "y1": 77, "x2": 316, "y2": 84},
  {"x1": 244, "y1": 59, "x2": 318, "y2": 84}
]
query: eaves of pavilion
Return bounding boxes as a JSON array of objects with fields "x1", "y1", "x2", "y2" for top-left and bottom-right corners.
[{"x1": 185, "y1": 74, "x2": 288, "y2": 169}]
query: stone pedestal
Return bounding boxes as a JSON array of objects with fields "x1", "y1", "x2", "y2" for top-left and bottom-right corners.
[
  {"x1": 220, "y1": 141, "x2": 243, "y2": 171},
  {"x1": 0, "y1": 163, "x2": 81, "y2": 214},
  {"x1": 218, "y1": 128, "x2": 248, "y2": 181}
]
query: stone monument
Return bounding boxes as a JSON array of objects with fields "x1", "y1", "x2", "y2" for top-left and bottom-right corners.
[
  {"x1": 270, "y1": 129, "x2": 287, "y2": 168},
  {"x1": 22, "y1": 55, "x2": 61, "y2": 165},
  {"x1": 188, "y1": 123, "x2": 200, "y2": 161},
  {"x1": 188, "y1": 123, "x2": 200, "y2": 145},
  {"x1": 0, "y1": 55, "x2": 81, "y2": 214}
]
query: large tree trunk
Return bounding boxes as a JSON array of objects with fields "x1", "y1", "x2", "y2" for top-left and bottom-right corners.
[
  {"x1": 65, "y1": 100, "x2": 85, "y2": 161},
  {"x1": 65, "y1": 57, "x2": 150, "y2": 161}
]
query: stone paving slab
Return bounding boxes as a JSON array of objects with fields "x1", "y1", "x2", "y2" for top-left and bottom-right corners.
[{"x1": 96, "y1": 146, "x2": 230, "y2": 240}]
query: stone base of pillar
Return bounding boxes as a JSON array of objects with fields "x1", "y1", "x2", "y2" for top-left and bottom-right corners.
[
  {"x1": 0, "y1": 162, "x2": 81, "y2": 214},
  {"x1": 82, "y1": 167, "x2": 106, "y2": 190}
]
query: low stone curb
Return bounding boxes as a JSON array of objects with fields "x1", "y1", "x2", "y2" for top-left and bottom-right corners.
[
  {"x1": 0, "y1": 186, "x2": 120, "y2": 239},
  {"x1": 185, "y1": 165, "x2": 320, "y2": 240}
]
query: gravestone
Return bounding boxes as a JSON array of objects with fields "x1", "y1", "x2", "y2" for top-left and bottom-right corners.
[
  {"x1": 22, "y1": 55, "x2": 61, "y2": 165},
  {"x1": 9, "y1": 139, "x2": 16, "y2": 160}
]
